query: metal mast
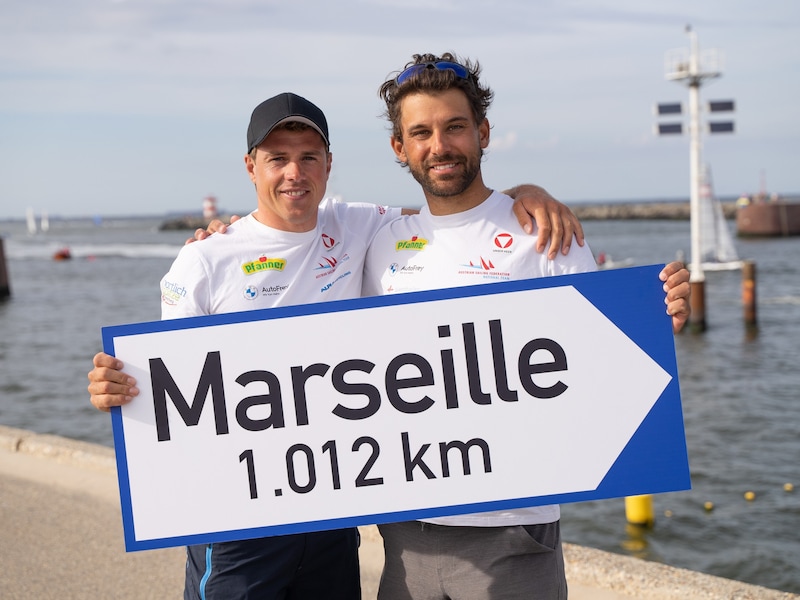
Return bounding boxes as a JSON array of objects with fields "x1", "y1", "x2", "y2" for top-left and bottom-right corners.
[{"x1": 665, "y1": 26, "x2": 722, "y2": 283}]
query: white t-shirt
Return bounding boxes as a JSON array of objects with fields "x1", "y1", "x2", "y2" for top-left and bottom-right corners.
[
  {"x1": 363, "y1": 190, "x2": 598, "y2": 527},
  {"x1": 161, "y1": 198, "x2": 400, "y2": 318}
]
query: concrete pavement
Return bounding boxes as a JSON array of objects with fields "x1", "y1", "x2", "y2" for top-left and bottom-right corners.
[{"x1": 1, "y1": 425, "x2": 795, "y2": 600}]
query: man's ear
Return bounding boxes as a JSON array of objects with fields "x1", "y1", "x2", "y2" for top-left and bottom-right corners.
[
  {"x1": 390, "y1": 136, "x2": 407, "y2": 162},
  {"x1": 244, "y1": 153, "x2": 256, "y2": 184},
  {"x1": 479, "y1": 118, "x2": 490, "y2": 150}
]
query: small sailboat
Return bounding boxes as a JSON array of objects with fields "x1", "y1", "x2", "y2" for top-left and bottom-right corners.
[
  {"x1": 26, "y1": 208, "x2": 37, "y2": 235},
  {"x1": 697, "y1": 165, "x2": 743, "y2": 271}
]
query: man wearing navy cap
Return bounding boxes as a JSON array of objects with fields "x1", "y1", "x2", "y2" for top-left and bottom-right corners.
[{"x1": 162, "y1": 91, "x2": 398, "y2": 598}]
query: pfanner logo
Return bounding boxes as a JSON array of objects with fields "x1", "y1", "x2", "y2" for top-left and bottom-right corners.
[
  {"x1": 242, "y1": 256, "x2": 286, "y2": 275},
  {"x1": 396, "y1": 236, "x2": 429, "y2": 251}
]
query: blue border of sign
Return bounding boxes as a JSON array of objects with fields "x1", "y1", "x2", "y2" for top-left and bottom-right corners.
[{"x1": 104, "y1": 264, "x2": 690, "y2": 551}]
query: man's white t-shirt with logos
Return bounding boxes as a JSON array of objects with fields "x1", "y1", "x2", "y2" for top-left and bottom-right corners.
[
  {"x1": 160, "y1": 198, "x2": 400, "y2": 318},
  {"x1": 362, "y1": 190, "x2": 598, "y2": 527}
]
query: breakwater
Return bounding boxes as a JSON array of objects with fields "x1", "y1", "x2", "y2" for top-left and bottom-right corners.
[
  {"x1": 158, "y1": 202, "x2": 737, "y2": 230},
  {"x1": 570, "y1": 201, "x2": 736, "y2": 220}
]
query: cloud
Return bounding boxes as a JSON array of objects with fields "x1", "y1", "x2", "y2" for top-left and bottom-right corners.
[
  {"x1": 489, "y1": 131, "x2": 518, "y2": 152},
  {"x1": 1, "y1": 0, "x2": 798, "y2": 218}
]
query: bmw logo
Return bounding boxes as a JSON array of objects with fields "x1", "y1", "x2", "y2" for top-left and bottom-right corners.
[{"x1": 243, "y1": 285, "x2": 258, "y2": 300}]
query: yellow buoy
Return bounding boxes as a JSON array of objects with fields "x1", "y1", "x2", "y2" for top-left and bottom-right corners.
[
  {"x1": 625, "y1": 495, "x2": 655, "y2": 527},
  {"x1": 703, "y1": 501, "x2": 714, "y2": 511},
  {"x1": 784, "y1": 483, "x2": 794, "y2": 493},
  {"x1": 744, "y1": 491, "x2": 756, "y2": 501}
]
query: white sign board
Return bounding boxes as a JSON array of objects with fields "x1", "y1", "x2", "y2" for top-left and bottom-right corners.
[{"x1": 104, "y1": 265, "x2": 690, "y2": 551}]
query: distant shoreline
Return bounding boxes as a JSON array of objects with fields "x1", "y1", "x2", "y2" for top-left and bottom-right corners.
[
  {"x1": 569, "y1": 201, "x2": 736, "y2": 220},
  {"x1": 158, "y1": 201, "x2": 737, "y2": 230}
]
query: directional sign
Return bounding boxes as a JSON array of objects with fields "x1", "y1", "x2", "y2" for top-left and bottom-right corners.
[{"x1": 104, "y1": 264, "x2": 690, "y2": 551}]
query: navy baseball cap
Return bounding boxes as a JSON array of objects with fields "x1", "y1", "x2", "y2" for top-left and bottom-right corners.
[{"x1": 246, "y1": 92, "x2": 330, "y2": 152}]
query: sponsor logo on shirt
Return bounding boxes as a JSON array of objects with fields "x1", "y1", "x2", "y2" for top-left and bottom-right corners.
[
  {"x1": 493, "y1": 233, "x2": 514, "y2": 254},
  {"x1": 320, "y1": 270, "x2": 352, "y2": 294},
  {"x1": 242, "y1": 256, "x2": 287, "y2": 275},
  {"x1": 383, "y1": 283, "x2": 419, "y2": 293},
  {"x1": 395, "y1": 236, "x2": 428, "y2": 251},
  {"x1": 262, "y1": 284, "x2": 289, "y2": 297},
  {"x1": 388, "y1": 262, "x2": 424, "y2": 276},
  {"x1": 161, "y1": 279, "x2": 187, "y2": 306},
  {"x1": 242, "y1": 284, "x2": 290, "y2": 300}
]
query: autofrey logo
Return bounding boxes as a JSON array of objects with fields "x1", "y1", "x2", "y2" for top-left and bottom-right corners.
[
  {"x1": 243, "y1": 285, "x2": 258, "y2": 300},
  {"x1": 389, "y1": 263, "x2": 399, "y2": 275}
]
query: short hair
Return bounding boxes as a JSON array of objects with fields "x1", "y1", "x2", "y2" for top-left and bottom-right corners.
[{"x1": 379, "y1": 52, "x2": 494, "y2": 142}]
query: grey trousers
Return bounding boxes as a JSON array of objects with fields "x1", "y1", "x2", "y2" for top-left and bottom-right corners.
[{"x1": 377, "y1": 520, "x2": 567, "y2": 600}]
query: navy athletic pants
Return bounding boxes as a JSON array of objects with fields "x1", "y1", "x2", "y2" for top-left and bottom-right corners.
[{"x1": 184, "y1": 528, "x2": 360, "y2": 600}]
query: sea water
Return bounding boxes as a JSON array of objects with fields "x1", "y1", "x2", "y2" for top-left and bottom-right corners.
[{"x1": 1, "y1": 214, "x2": 798, "y2": 593}]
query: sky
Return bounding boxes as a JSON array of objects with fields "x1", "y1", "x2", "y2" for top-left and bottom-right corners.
[{"x1": 1, "y1": 0, "x2": 798, "y2": 219}]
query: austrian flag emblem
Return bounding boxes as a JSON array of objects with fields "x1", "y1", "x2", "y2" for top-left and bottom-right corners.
[{"x1": 494, "y1": 233, "x2": 513, "y2": 249}]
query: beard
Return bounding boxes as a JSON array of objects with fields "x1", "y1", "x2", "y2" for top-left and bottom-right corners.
[{"x1": 407, "y1": 152, "x2": 482, "y2": 198}]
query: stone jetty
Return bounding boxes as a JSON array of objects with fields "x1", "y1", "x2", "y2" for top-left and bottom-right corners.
[
  {"x1": 159, "y1": 202, "x2": 738, "y2": 230},
  {"x1": 570, "y1": 201, "x2": 737, "y2": 220}
]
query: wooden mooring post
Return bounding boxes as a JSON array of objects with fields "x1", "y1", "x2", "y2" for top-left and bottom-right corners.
[
  {"x1": 0, "y1": 238, "x2": 10, "y2": 299},
  {"x1": 689, "y1": 279, "x2": 707, "y2": 332},
  {"x1": 742, "y1": 260, "x2": 757, "y2": 328}
]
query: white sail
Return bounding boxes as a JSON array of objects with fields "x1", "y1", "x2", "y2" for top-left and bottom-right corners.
[
  {"x1": 698, "y1": 165, "x2": 743, "y2": 271},
  {"x1": 26, "y1": 208, "x2": 37, "y2": 235}
]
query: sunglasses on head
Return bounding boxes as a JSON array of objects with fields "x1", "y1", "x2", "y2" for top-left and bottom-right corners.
[{"x1": 395, "y1": 61, "x2": 470, "y2": 85}]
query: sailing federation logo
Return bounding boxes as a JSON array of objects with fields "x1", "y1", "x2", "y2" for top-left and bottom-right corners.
[
  {"x1": 465, "y1": 257, "x2": 496, "y2": 271},
  {"x1": 458, "y1": 256, "x2": 510, "y2": 280},
  {"x1": 314, "y1": 253, "x2": 351, "y2": 278},
  {"x1": 316, "y1": 256, "x2": 338, "y2": 272}
]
